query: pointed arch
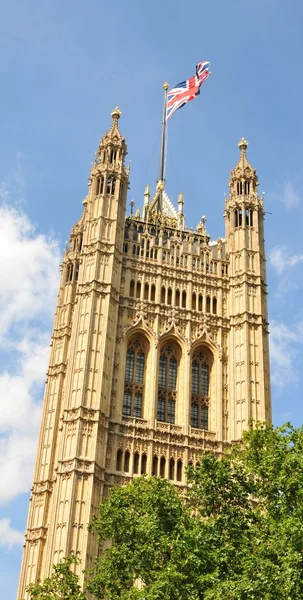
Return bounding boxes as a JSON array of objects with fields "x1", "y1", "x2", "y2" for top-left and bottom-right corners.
[
  {"x1": 152, "y1": 455, "x2": 158, "y2": 476},
  {"x1": 190, "y1": 345, "x2": 213, "y2": 431},
  {"x1": 141, "y1": 454, "x2": 147, "y2": 474},
  {"x1": 124, "y1": 450, "x2": 130, "y2": 472},
  {"x1": 133, "y1": 452, "x2": 139, "y2": 474},
  {"x1": 177, "y1": 459, "x2": 182, "y2": 482},
  {"x1": 160, "y1": 456, "x2": 166, "y2": 478},
  {"x1": 116, "y1": 449, "x2": 123, "y2": 471},
  {"x1": 157, "y1": 341, "x2": 181, "y2": 424},
  {"x1": 169, "y1": 458, "x2": 175, "y2": 480},
  {"x1": 123, "y1": 336, "x2": 149, "y2": 418}
]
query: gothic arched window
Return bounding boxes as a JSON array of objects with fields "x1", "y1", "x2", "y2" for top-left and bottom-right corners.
[
  {"x1": 96, "y1": 176, "x2": 104, "y2": 195},
  {"x1": 123, "y1": 338, "x2": 147, "y2": 418},
  {"x1": 157, "y1": 344, "x2": 178, "y2": 424},
  {"x1": 106, "y1": 176, "x2": 116, "y2": 195},
  {"x1": 191, "y1": 348, "x2": 211, "y2": 430}
]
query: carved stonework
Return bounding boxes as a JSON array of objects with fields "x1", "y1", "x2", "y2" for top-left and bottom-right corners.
[{"x1": 18, "y1": 116, "x2": 271, "y2": 600}]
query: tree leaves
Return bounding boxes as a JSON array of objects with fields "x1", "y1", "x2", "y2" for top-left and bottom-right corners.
[{"x1": 25, "y1": 556, "x2": 87, "y2": 600}]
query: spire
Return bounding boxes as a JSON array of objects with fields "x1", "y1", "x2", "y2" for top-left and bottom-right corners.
[
  {"x1": 238, "y1": 137, "x2": 248, "y2": 167},
  {"x1": 228, "y1": 137, "x2": 258, "y2": 195},
  {"x1": 94, "y1": 108, "x2": 127, "y2": 167}
]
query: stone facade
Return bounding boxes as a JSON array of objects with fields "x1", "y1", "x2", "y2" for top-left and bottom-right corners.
[{"x1": 17, "y1": 109, "x2": 271, "y2": 598}]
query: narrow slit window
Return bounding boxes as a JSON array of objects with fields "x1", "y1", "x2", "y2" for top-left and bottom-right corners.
[
  {"x1": 177, "y1": 460, "x2": 182, "y2": 482},
  {"x1": 124, "y1": 451, "x2": 130, "y2": 472},
  {"x1": 152, "y1": 455, "x2": 158, "y2": 476},
  {"x1": 169, "y1": 458, "x2": 175, "y2": 480},
  {"x1": 116, "y1": 449, "x2": 122, "y2": 471},
  {"x1": 134, "y1": 453, "x2": 139, "y2": 474},
  {"x1": 160, "y1": 457, "x2": 165, "y2": 478},
  {"x1": 141, "y1": 454, "x2": 147, "y2": 474}
]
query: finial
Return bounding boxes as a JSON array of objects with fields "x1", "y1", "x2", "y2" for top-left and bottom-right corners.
[
  {"x1": 178, "y1": 191, "x2": 184, "y2": 205},
  {"x1": 130, "y1": 199, "x2": 135, "y2": 217},
  {"x1": 163, "y1": 82, "x2": 169, "y2": 90},
  {"x1": 144, "y1": 184, "x2": 150, "y2": 206},
  {"x1": 197, "y1": 215, "x2": 207, "y2": 234},
  {"x1": 111, "y1": 107, "x2": 122, "y2": 121},
  {"x1": 238, "y1": 137, "x2": 248, "y2": 152}
]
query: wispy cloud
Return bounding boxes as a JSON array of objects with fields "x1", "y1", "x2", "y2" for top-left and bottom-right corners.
[
  {"x1": 270, "y1": 246, "x2": 303, "y2": 275},
  {"x1": 0, "y1": 202, "x2": 60, "y2": 504},
  {"x1": 0, "y1": 519, "x2": 24, "y2": 549},
  {"x1": 269, "y1": 181, "x2": 300, "y2": 211},
  {"x1": 270, "y1": 320, "x2": 303, "y2": 388}
]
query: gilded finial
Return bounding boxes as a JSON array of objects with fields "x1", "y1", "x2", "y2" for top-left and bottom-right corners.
[
  {"x1": 238, "y1": 137, "x2": 248, "y2": 152},
  {"x1": 111, "y1": 107, "x2": 122, "y2": 120},
  {"x1": 163, "y1": 82, "x2": 169, "y2": 90}
]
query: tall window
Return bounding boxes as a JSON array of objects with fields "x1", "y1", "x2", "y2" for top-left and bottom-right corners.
[
  {"x1": 191, "y1": 349, "x2": 211, "y2": 430},
  {"x1": 106, "y1": 176, "x2": 116, "y2": 195},
  {"x1": 157, "y1": 345, "x2": 178, "y2": 424},
  {"x1": 96, "y1": 176, "x2": 104, "y2": 195},
  {"x1": 123, "y1": 338, "x2": 146, "y2": 418}
]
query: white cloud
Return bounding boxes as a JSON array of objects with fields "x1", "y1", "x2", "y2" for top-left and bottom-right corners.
[
  {"x1": 269, "y1": 181, "x2": 300, "y2": 210},
  {"x1": 0, "y1": 518, "x2": 24, "y2": 549},
  {"x1": 0, "y1": 203, "x2": 60, "y2": 504},
  {"x1": 270, "y1": 246, "x2": 303, "y2": 275},
  {"x1": 270, "y1": 320, "x2": 303, "y2": 388}
]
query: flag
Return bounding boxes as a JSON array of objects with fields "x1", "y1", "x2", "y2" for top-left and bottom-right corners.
[{"x1": 166, "y1": 61, "x2": 211, "y2": 120}]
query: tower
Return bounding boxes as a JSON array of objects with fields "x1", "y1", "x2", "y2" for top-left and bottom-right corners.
[{"x1": 18, "y1": 114, "x2": 271, "y2": 598}]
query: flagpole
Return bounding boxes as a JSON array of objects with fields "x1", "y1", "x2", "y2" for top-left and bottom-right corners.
[{"x1": 158, "y1": 82, "x2": 169, "y2": 211}]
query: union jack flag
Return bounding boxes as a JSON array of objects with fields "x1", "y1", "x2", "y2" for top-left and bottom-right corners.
[{"x1": 166, "y1": 61, "x2": 211, "y2": 120}]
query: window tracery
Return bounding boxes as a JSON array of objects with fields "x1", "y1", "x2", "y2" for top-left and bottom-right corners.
[
  {"x1": 123, "y1": 338, "x2": 146, "y2": 418},
  {"x1": 157, "y1": 344, "x2": 178, "y2": 424},
  {"x1": 191, "y1": 348, "x2": 211, "y2": 430}
]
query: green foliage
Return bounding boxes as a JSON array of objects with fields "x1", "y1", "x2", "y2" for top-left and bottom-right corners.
[
  {"x1": 26, "y1": 556, "x2": 87, "y2": 600},
  {"x1": 87, "y1": 423, "x2": 303, "y2": 600}
]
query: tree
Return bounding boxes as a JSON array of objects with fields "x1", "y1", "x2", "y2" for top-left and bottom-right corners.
[
  {"x1": 87, "y1": 423, "x2": 303, "y2": 600},
  {"x1": 26, "y1": 556, "x2": 87, "y2": 600}
]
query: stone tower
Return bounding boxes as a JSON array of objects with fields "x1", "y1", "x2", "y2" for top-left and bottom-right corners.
[{"x1": 17, "y1": 112, "x2": 271, "y2": 598}]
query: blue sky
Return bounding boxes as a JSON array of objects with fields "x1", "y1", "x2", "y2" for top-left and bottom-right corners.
[{"x1": 0, "y1": 1, "x2": 303, "y2": 598}]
